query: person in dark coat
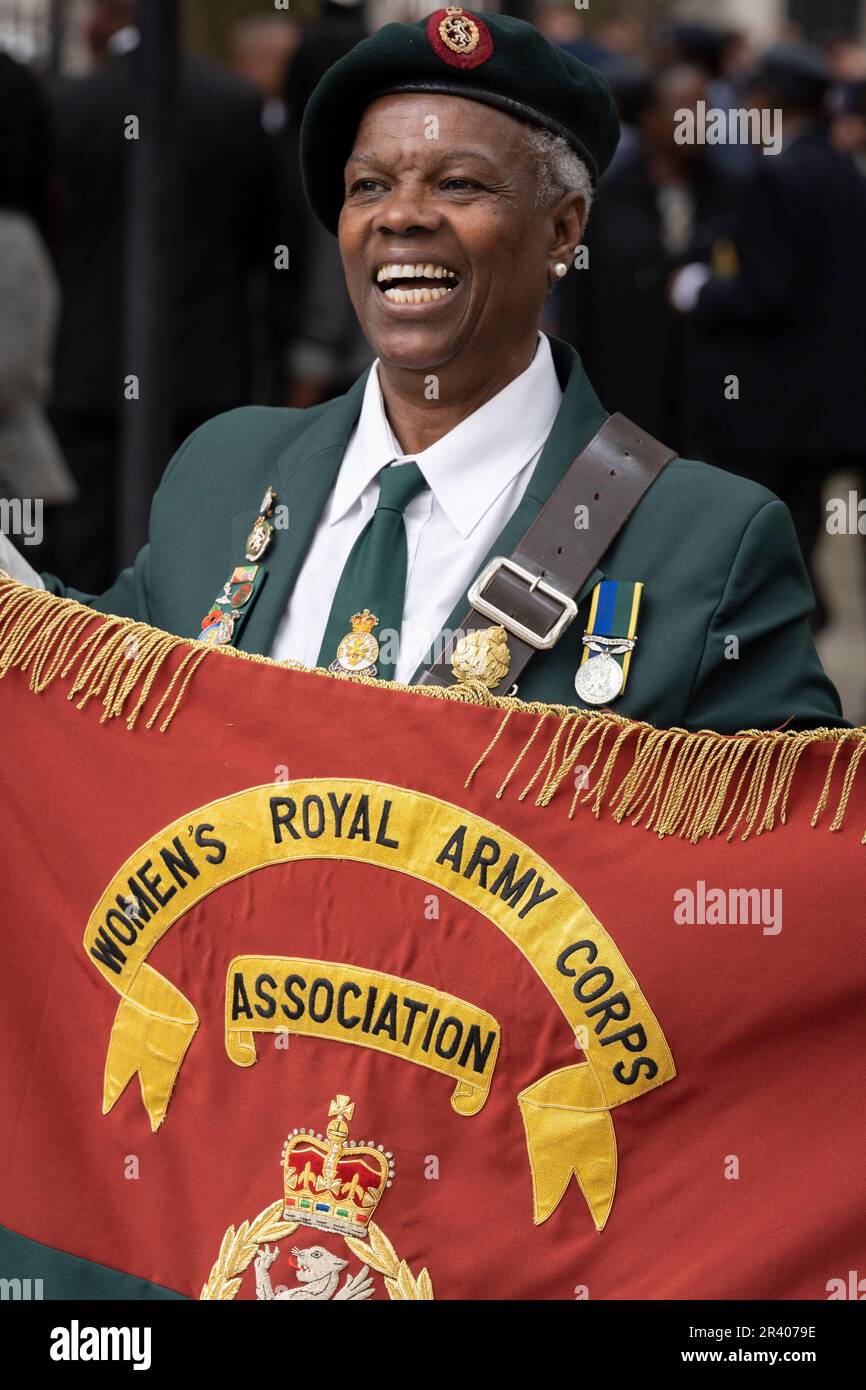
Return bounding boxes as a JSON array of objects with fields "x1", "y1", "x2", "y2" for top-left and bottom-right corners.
[
  {"x1": 282, "y1": 0, "x2": 373, "y2": 408},
  {"x1": 555, "y1": 63, "x2": 740, "y2": 444},
  {"x1": 0, "y1": 54, "x2": 75, "y2": 510},
  {"x1": 672, "y1": 45, "x2": 866, "y2": 628},
  {"x1": 42, "y1": 0, "x2": 285, "y2": 593}
]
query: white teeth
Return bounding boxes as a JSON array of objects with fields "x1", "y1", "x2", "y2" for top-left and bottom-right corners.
[
  {"x1": 383, "y1": 285, "x2": 452, "y2": 304},
  {"x1": 376, "y1": 263, "x2": 458, "y2": 283}
]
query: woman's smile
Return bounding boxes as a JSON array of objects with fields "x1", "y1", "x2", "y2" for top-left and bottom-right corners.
[
  {"x1": 375, "y1": 262, "x2": 460, "y2": 305},
  {"x1": 373, "y1": 261, "x2": 464, "y2": 311}
]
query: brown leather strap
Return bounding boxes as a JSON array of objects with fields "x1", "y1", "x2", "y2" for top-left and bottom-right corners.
[{"x1": 417, "y1": 413, "x2": 676, "y2": 695}]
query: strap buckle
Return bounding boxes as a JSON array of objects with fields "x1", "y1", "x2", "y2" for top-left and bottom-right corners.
[{"x1": 467, "y1": 557, "x2": 577, "y2": 651}]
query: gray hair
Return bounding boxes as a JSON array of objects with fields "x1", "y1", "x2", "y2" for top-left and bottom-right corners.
[{"x1": 522, "y1": 127, "x2": 594, "y2": 223}]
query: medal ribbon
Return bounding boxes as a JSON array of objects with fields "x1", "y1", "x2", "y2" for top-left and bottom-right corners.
[{"x1": 579, "y1": 580, "x2": 643, "y2": 692}]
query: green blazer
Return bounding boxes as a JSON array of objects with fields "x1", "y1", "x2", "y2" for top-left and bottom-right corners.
[{"x1": 43, "y1": 337, "x2": 844, "y2": 733}]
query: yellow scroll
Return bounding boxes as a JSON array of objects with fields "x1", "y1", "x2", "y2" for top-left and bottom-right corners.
[{"x1": 84, "y1": 780, "x2": 676, "y2": 1229}]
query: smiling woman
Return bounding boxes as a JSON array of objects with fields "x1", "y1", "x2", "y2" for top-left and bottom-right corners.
[
  {"x1": 336, "y1": 90, "x2": 584, "y2": 421},
  {"x1": 13, "y1": 7, "x2": 844, "y2": 733}
]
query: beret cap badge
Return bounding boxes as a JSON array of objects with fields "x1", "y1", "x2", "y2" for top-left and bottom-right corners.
[{"x1": 428, "y1": 6, "x2": 493, "y2": 70}]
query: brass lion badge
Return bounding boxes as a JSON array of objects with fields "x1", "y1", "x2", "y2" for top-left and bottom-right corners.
[{"x1": 438, "y1": 6, "x2": 480, "y2": 55}]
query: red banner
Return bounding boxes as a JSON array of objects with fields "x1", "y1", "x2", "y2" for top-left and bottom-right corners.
[{"x1": 0, "y1": 578, "x2": 864, "y2": 1301}]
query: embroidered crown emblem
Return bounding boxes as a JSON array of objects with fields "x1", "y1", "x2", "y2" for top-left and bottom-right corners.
[{"x1": 281, "y1": 1095, "x2": 395, "y2": 1239}]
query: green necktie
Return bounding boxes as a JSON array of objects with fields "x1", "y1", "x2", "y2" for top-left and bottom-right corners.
[{"x1": 317, "y1": 461, "x2": 428, "y2": 681}]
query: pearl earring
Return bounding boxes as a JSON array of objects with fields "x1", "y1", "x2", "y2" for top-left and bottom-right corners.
[{"x1": 553, "y1": 262, "x2": 568, "y2": 278}]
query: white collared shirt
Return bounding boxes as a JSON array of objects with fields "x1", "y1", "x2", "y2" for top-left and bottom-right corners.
[{"x1": 270, "y1": 333, "x2": 563, "y2": 680}]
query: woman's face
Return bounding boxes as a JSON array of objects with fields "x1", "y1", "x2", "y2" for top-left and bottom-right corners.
[{"x1": 339, "y1": 93, "x2": 561, "y2": 377}]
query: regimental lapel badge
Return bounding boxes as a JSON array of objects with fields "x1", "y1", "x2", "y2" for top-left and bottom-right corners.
[
  {"x1": 450, "y1": 624, "x2": 511, "y2": 690},
  {"x1": 245, "y1": 486, "x2": 278, "y2": 563},
  {"x1": 197, "y1": 563, "x2": 264, "y2": 646},
  {"x1": 574, "y1": 579, "x2": 643, "y2": 707},
  {"x1": 329, "y1": 609, "x2": 380, "y2": 677},
  {"x1": 201, "y1": 1095, "x2": 433, "y2": 1302}
]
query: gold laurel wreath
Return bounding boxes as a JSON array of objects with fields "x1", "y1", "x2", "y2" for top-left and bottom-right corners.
[
  {"x1": 200, "y1": 1200, "x2": 299, "y2": 1300},
  {"x1": 200, "y1": 1200, "x2": 434, "y2": 1301},
  {"x1": 346, "y1": 1222, "x2": 434, "y2": 1301}
]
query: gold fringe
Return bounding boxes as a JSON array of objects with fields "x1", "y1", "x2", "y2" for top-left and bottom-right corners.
[
  {"x1": 1, "y1": 573, "x2": 864, "y2": 842},
  {"x1": 470, "y1": 710, "x2": 866, "y2": 843}
]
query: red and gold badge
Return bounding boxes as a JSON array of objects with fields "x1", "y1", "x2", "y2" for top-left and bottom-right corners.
[{"x1": 427, "y1": 7, "x2": 493, "y2": 70}]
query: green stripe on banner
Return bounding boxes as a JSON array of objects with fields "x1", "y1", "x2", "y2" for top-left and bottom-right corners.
[{"x1": 0, "y1": 1225, "x2": 187, "y2": 1301}]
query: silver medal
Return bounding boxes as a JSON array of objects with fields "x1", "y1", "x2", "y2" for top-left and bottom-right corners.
[
  {"x1": 574, "y1": 651, "x2": 625, "y2": 705},
  {"x1": 574, "y1": 633, "x2": 637, "y2": 706}
]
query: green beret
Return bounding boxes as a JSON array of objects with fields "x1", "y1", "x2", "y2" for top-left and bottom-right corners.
[{"x1": 300, "y1": 7, "x2": 620, "y2": 233}]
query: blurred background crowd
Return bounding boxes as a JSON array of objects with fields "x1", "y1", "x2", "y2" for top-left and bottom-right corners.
[{"x1": 1, "y1": 0, "x2": 865, "y2": 717}]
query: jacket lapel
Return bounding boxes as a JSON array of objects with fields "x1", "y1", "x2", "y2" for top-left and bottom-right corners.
[
  {"x1": 411, "y1": 337, "x2": 609, "y2": 678},
  {"x1": 230, "y1": 372, "x2": 370, "y2": 654}
]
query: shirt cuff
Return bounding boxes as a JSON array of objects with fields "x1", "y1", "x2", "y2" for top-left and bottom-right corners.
[
  {"x1": 0, "y1": 533, "x2": 45, "y2": 588},
  {"x1": 669, "y1": 263, "x2": 712, "y2": 314}
]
